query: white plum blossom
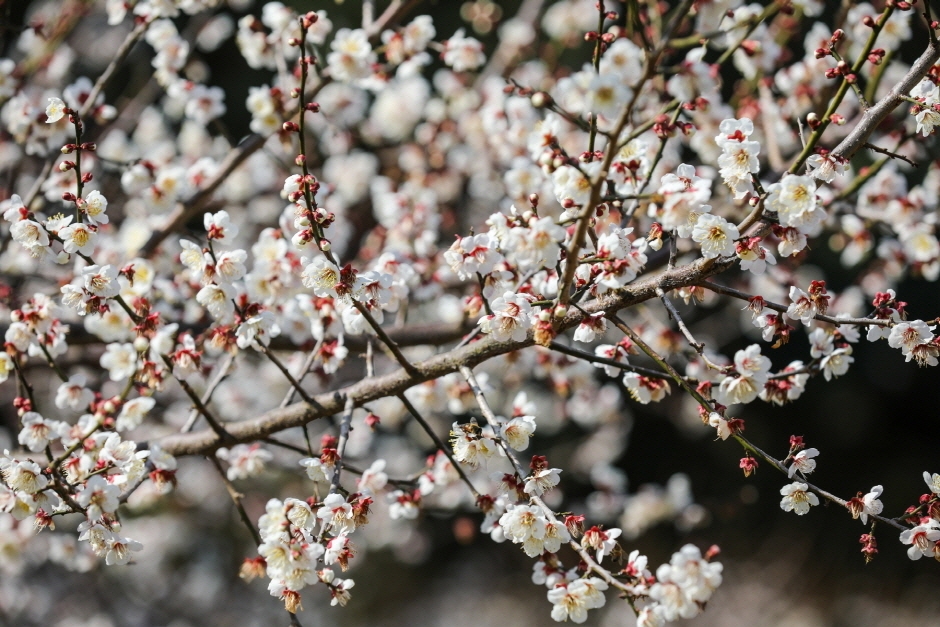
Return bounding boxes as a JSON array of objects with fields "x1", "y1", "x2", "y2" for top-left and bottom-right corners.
[
  {"x1": 547, "y1": 577, "x2": 607, "y2": 623},
  {"x1": 524, "y1": 468, "x2": 562, "y2": 496},
  {"x1": 899, "y1": 520, "x2": 940, "y2": 560},
  {"x1": 216, "y1": 444, "x2": 273, "y2": 481},
  {"x1": 478, "y1": 292, "x2": 533, "y2": 342},
  {"x1": 442, "y1": 29, "x2": 485, "y2": 72},
  {"x1": 788, "y1": 448, "x2": 819, "y2": 478},
  {"x1": 45, "y1": 97, "x2": 67, "y2": 123},
  {"x1": 327, "y1": 28, "x2": 375, "y2": 83},
  {"x1": 765, "y1": 175, "x2": 823, "y2": 230},
  {"x1": 500, "y1": 415, "x2": 537, "y2": 451},
  {"x1": 859, "y1": 485, "x2": 884, "y2": 525},
  {"x1": 779, "y1": 481, "x2": 818, "y2": 515},
  {"x1": 715, "y1": 118, "x2": 760, "y2": 198},
  {"x1": 443, "y1": 233, "x2": 503, "y2": 280},
  {"x1": 924, "y1": 471, "x2": 940, "y2": 495},
  {"x1": 691, "y1": 213, "x2": 739, "y2": 259}
]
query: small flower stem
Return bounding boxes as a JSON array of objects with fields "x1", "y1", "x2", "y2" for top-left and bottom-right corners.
[
  {"x1": 328, "y1": 396, "x2": 356, "y2": 494},
  {"x1": 352, "y1": 300, "x2": 419, "y2": 375},
  {"x1": 208, "y1": 454, "x2": 263, "y2": 546}
]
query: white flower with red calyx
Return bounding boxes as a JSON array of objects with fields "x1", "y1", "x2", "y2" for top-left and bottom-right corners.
[
  {"x1": 204, "y1": 209, "x2": 238, "y2": 244},
  {"x1": 691, "y1": 212, "x2": 739, "y2": 259},
  {"x1": 327, "y1": 575, "x2": 355, "y2": 607},
  {"x1": 324, "y1": 533, "x2": 355, "y2": 570},
  {"x1": 650, "y1": 164, "x2": 713, "y2": 239},
  {"x1": 100, "y1": 342, "x2": 138, "y2": 381},
  {"x1": 55, "y1": 374, "x2": 94, "y2": 412},
  {"x1": 478, "y1": 291, "x2": 533, "y2": 342},
  {"x1": 18, "y1": 412, "x2": 66, "y2": 452},
  {"x1": 442, "y1": 29, "x2": 485, "y2": 71},
  {"x1": 179, "y1": 239, "x2": 208, "y2": 275},
  {"x1": 443, "y1": 233, "x2": 503, "y2": 280},
  {"x1": 707, "y1": 412, "x2": 732, "y2": 440},
  {"x1": 450, "y1": 421, "x2": 497, "y2": 468},
  {"x1": 899, "y1": 519, "x2": 940, "y2": 560},
  {"x1": 593, "y1": 340, "x2": 633, "y2": 377},
  {"x1": 82, "y1": 190, "x2": 109, "y2": 225},
  {"x1": 524, "y1": 457, "x2": 561, "y2": 496},
  {"x1": 387, "y1": 489, "x2": 421, "y2": 520},
  {"x1": 212, "y1": 249, "x2": 247, "y2": 285},
  {"x1": 10, "y1": 219, "x2": 51, "y2": 255},
  {"x1": 572, "y1": 312, "x2": 606, "y2": 344},
  {"x1": 924, "y1": 471, "x2": 940, "y2": 495},
  {"x1": 216, "y1": 443, "x2": 273, "y2": 481},
  {"x1": 317, "y1": 493, "x2": 356, "y2": 534},
  {"x1": 805, "y1": 150, "x2": 849, "y2": 183},
  {"x1": 847, "y1": 485, "x2": 884, "y2": 524},
  {"x1": 299, "y1": 456, "x2": 332, "y2": 483},
  {"x1": 327, "y1": 28, "x2": 375, "y2": 82},
  {"x1": 765, "y1": 175, "x2": 823, "y2": 229},
  {"x1": 552, "y1": 163, "x2": 600, "y2": 211},
  {"x1": 500, "y1": 415, "x2": 536, "y2": 451},
  {"x1": 104, "y1": 533, "x2": 143, "y2": 565},
  {"x1": 547, "y1": 577, "x2": 608, "y2": 623},
  {"x1": 820, "y1": 346, "x2": 854, "y2": 380},
  {"x1": 507, "y1": 216, "x2": 566, "y2": 272},
  {"x1": 716, "y1": 344, "x2": 771, "y2": 406},
  {"x1": 45, "y1": 97, "x2": 67, "y2": 123},
  {"x1": 786, "y1": 286, "x2": 818, "y2": 326},
  {"x1": 736, "y1": 236, "x2": 776, "y2": 274},
  {"x1": 356, "y1": 459, "x2": 388, "y2": 496},
  {"x1": 59, "y1": 221, "x2": 97, "y2": 256},
  {"x1": 76, "y1": 475, "x2": 121, "y2": 520},
  {"x1": 586, "y1": 73, "x2": 632, "y2": 121},
  {"x1": 197, "y1": 282, "x2": 236, "y2": 321},
  {"x1": 499, "y1": 504, "x2": 547, "y2": 549},
  {"x1": 788, "y1": 447, "x2": 819, "y2": 478},
  {"x1": 114, "y1": 396, "x2": 157, "y2": 431},
  {"x1": 714, "y1": 118, "x2": 760, "y2": 198},
  {"x1": 581, "y1": 525, "x2": 622, "y2": 563},
  {"x1": 779, "y1": 481, "x2": 819, "y2": 515},
  {"x1": 236, "y1": 308, "x2": 281, "y2": 350},
  {"x1": 82, "y1": 264, "x2": 120, "y2": 299},
  {"x1": 910, "y1": 78, "x2": 940, "y2": 136},
  {"x1": 623, "y1": 372, "x2": 671, "y2": 404},
  {"x1": 4, "y1": 456, "x2": 45, "y2": 494},
  {"x1": 649, "y1": 544, "x2": 723, "y2": 620},
  {"x1": 170, "y1": 333, "x2": 201, "y2": 379},
  {"x1": 887, "y1": 320, "x2": 937, "y2": 366},
  {"x1": 759, "y1": 360, "x2": 809, "y2": 405}
]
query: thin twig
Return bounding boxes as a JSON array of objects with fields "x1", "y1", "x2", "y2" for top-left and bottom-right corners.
[
  {"x1": 397, "y1": 393, "x2": 481, "y2": 499},
  {"x1": 329, "y1": 396, "x2": 356, "y2": 494}
]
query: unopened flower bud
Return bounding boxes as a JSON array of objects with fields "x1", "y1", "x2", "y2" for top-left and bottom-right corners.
[
  {"x1": 282, "y1": 121, "x2": 300, "y2": 132},
  {"x1": 319, "y1": 239, "x2": 331, "y2": 251},
  {"x1": 530, "y1": 91, "x2": 550, "y2": 108},
  {"x1": 58, "y1": 161, "x2": 75, "y2": 172}
]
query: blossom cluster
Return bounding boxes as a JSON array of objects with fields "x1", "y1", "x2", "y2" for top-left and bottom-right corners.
[{"x1": 1, "y1": 0, "x2": 940, "y2": 624}]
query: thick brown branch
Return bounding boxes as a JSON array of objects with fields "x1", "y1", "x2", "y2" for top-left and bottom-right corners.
[{"x1": 153, "y1": 255, "x2": 735, "y2": 457}]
